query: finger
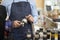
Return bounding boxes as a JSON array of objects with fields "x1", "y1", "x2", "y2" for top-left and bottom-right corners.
[
  {"x1": 16, "y1": 21, "x2": 20, "y2": 24},
  {"x1": 25, "y1": 14, "x2": 31, "y2": 18},
  {"x1": 16, "y1": 20, "x2": 20, "y2": 22},
  {"x1": 29, "y1": 17, "x2": 34, "y2": 22},
  {"x1": 17, "y1": 22, "x2": 22, "y2": 26},
  {"x1": 29, "y1": 16, "x2": 34, "y2": 20},
  {"x1": 25, "y1": 16, "x2": 28, "y2": 19},
  {"x1": 17, "y1": 23, "x2": 21, "y2": 26},
  {"x1": 28, "y1": 15, "x2": 32, "y2": 16}
]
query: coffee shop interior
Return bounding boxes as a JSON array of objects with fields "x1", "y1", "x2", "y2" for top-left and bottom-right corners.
[{"x1": 0, "y1": 0, "x2": 60, "y2": 40}]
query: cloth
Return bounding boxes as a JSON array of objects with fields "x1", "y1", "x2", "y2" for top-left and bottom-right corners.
[
  {"x1": 2, "y1": 0, "x2": 38, "y2": 23},
  {"x1": 8, "y1": 2, "x2": 33, "y2": 40},
  {"x1": 1, "y1": 0, "x2": 38, "y2": 40},
  {"x1": 0, "y1": 5, "x2": 7, "y2": 40}
]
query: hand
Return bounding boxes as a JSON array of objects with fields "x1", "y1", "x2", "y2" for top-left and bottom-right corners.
[
  {"x1": 26, "y1": 15, "x2": 34, "y2": 23},
  {"x1": 12, "y1": 20, "x2": 22, "y2": 28}
]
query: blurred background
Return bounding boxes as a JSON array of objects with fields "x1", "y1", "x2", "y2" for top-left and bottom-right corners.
[{"x1": 0, "y1": 0, "x2": 60, "y2": 40}]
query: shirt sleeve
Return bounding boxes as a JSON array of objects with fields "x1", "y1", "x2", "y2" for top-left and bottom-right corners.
[{"x1": 30, "y1": 0, "x2": 38, "y2": 24}]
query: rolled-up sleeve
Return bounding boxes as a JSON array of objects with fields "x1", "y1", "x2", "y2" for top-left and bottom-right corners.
[{"x1": 30, "y1": 0, "x2": 38, "y2": 24}]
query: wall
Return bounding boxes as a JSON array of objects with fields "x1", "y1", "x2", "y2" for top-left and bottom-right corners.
[{"x1": 36, "y1": 0, "x2": 44, "y2": 9}]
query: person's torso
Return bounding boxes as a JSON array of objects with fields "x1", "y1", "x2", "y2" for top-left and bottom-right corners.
[{"x1": 9, "y1": 1, "x2": 33, "y2": 39}]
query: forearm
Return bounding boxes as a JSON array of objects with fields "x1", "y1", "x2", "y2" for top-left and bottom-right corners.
[{"x1": 31, "y1": 4, "x2": 38, "y2": 24}]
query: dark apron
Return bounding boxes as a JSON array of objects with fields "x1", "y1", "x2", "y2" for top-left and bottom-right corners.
[{"x1": 8, "y1": 2, "x2": 33, "y2": 40}]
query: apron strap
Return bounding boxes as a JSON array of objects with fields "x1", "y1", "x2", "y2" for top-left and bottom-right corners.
[
  {"x1": 27, "y1": 0, "x2": 28, "y2": 2},
  {"x1": 13, "y1": 0, "x2": 14, "y2": 2},
  {"x1": 13, "y1": 0, "x2": 28, "y2": 2}
]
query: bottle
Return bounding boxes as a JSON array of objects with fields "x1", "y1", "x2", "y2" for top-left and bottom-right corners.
[
  {"x1": 35, "y1": 30, "x2": 40, "y2": 40},
  {"x1": 26, "y1": 29, "x2": 32, "y2": 40},
  {"x1": 47, "y1": 29, "x2": 51, "y2": 40},
  {"x1": 54, "y1": 29, "x2": 58, "y2": 40},
  {"x1": 51, "y1": 30, "x2": 55, "y2": 40},
  {"x1": 21, "y1": 18, "x2": 27, "y2": 27},
  {"x1": 39, "y1": 28, "x2": 43, "y2": 40},
  {"x1": 58, "y1": 30, "x2": 60, "y2": 40},
  {"x1": 43, "y1": 31, "x2": 47, "y2": 40}
]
